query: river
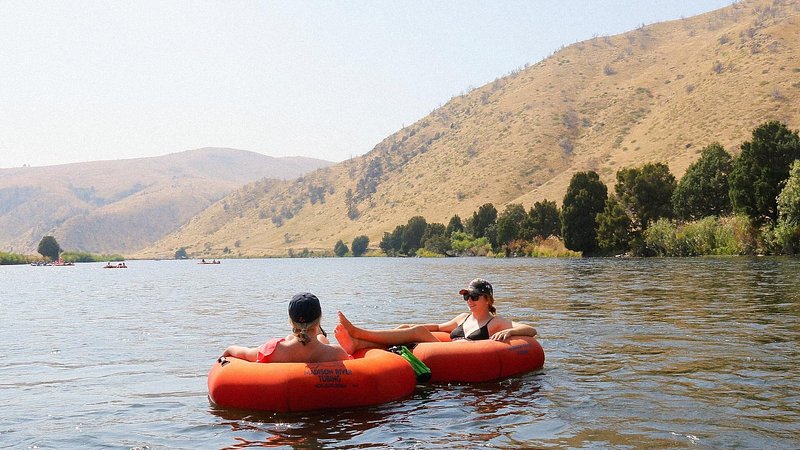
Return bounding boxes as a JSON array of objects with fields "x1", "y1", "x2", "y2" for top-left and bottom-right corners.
[{"x1": 1, "y1": 257, "x2": 798, "y2": 448}]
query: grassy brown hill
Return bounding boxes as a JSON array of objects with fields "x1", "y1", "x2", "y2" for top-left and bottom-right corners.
[
  {"x1": 0, "y1": 148, "x2": 333, "y2": 254},
  {"x1": 139, "y1": 0, "x2": 800, "y2": 259}
]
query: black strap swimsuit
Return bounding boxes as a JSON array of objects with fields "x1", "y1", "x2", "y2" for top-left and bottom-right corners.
[{"x1": 449, "y1": 314, "x2": 494, "y2": 341}]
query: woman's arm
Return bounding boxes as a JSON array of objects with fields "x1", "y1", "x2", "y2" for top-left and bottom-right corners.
[
  {"x1": 435, "y1": 313, "x2": 467, "y2": 334},
  {"x1": 220, "y1": 345, "x2": 259, "y2": 362},
  {"x1": 490, "y1": 320, "x2": 537, "y2": 341}
]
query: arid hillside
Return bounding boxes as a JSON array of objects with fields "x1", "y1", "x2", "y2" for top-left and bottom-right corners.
[
  {"x1": 0, "y1": 148, "x2": 333, "y2": 254},
  {"x1": 141, "y1": 0, "x2": 800, "y2": 259}
]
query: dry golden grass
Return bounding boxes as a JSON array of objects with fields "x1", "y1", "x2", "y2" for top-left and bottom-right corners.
[
  {"x1": 139, "y1": 0, "x2": 800, "y2": 259},
  {"x1": 0, "y1": 148, "x2": 332, "y2": 254}
]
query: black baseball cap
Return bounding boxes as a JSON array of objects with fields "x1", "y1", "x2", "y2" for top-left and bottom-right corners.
[
  {"x1": 288, "y1": 292, "x2": 322, "y2": 324},
  {"x1": 459, "y1": 278, "x2": 493, "y2": 296}
]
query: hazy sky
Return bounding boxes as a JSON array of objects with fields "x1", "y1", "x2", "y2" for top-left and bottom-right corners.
[{"x1": 1, "y1": 1, "x2": 734, "y2": 169}]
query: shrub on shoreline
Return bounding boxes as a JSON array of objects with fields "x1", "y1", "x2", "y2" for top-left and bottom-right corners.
[
  {"x1": 644, "y1": 215, "x2": 757, "y2": 256},
  {"x1": 1, "y1": 251, "x2": 126, "y2": 265},
  {"x1": 60, "y1": 251, "x2": 125, "y2": 263},
  {"x1": 0, "y1": 252, "x2": 31, "y2": 265}
]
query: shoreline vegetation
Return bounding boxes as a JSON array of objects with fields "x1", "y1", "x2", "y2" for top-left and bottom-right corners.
[
  {"x1": 4, "y1": 121, "x2": 798, "y2": 264},
  {"x1": 325, "y1": 120, "x2": 797, "y2": 260},
  {"x1": 183, "y1": 121, "x2": 799, "y2": 260},
  {"x1": 1, "y1": 251, "x2": 125, "y2": 266}
]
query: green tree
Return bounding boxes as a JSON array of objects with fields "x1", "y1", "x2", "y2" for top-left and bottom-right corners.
[
  {"x1": 729, "y1": 121, "x2": 800, "y2": 224},
  {"x1": 615, "y1": 162, "x2": 676, "y2": 232},
  {"x1": 351, "y1": 235, "x2": 370, "y2": 257},
  {"x1": 422, "y1": 223, "x2": 451, "y2": 255},
  {"x1": 465, "y1": 203, "x2": 497, "y2": 238},
  {"x1": 175, "y1": 247, "x2": 188, "y2": 259},
  {"x1": 333, "y1": 240, "x2": 349, "y2": 257},
  {"x1": 596, "y1": 197, "x2": 633, "y2": 255},
  {"x1": 778, "y1": 160, "x2": 800, "y2": 225},
  {"x1": 37, "y1": 236, "x2": 62, "y2": 261},
  {"x1": 401, "y1": 216, "x2": 428, "y2": 255},
  {"x1": 379, "y1": 228, "x2": 403, "y2": 256},
  {"x1": 495, "y1": 204, "x2": 527, "y2": 248},
  {"x1": 524, "y1": 200, "x2": 561, "y2": 239},
  {"x1": 422, "y1": 223, "x2": 446, "y2": 245},
  {"x1": 445, "y1": 215, "x2": 464, "y2": 237},
  {"x1": 672, "y1": 143, "x2": 734, "y2": 221},
  {"x1": 424, "y1": 235, "x2": 452, "y2": 255},
  {"x1": 562, "y1": 171, "x2": 608, "y2": 254},
  {"x1": 774, "y1": 160, "x2": 800, "y2": 253},
  {"x1": 484, "y1": 224, "x2": 498, "y2": 250}
]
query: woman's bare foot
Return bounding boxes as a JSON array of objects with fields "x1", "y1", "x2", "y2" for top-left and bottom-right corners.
[
  {"x1": 337, "y1": 311, "x2": 358, "y2": 335},
  {"x1": 334, "y1": 324, "x2": 357, "y2": 354}
]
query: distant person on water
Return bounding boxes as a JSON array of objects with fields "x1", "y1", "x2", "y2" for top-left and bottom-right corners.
[
  {"x1": 335, "y1": 278, "x2": 537, "y2": 354},
  {"x1": 220, "y1": 292, "x2": 350, "y2": 363}
]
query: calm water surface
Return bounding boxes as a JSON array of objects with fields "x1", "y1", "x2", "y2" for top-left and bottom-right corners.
[{"x1": 1, "y1": 257, "x2": 798, "y2": 448}]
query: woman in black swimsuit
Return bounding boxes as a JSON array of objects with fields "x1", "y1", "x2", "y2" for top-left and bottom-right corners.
[{"x1": 334, "y1": 279, "x2": 537, "y2": 355}]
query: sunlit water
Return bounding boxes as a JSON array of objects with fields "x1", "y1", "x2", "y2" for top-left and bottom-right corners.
[{"x1": 1, "y1": 257, "x2": 798, "y2": 448}]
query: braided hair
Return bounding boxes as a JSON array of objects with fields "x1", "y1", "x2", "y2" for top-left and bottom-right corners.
[{"x1": 291, "y1": 318, "x2": 321, "y2": 345}]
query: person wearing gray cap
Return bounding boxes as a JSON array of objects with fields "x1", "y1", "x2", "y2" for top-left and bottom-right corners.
[
  {"x1": 220, "y1": 292, "x2": 349, "y2": 363},
  {"x1": 335, "y1": 279, "x2": 537, "y2": 355}
]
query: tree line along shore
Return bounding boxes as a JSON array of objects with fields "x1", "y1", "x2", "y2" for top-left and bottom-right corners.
[
  {"x1": 329, "y1": 120, "x2": 799, "y2": 258},
  {"x1": 1, "y1": 236, "x2": 124, "y2": 265},
  {"x1": 3, "y1": 120, "x2": 798, "y2": 264}
]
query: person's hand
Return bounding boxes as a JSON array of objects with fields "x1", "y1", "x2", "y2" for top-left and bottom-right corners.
[{"x1": 491, "y1": 329, "x2": 513, "y2": 341}]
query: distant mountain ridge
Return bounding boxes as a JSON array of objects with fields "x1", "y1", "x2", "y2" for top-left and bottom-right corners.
[
  {"x1": 138, "y1": 0, "x2": 800, "y2": 259},
  {"x1": 0, "y1": 148, "x2": 333, "y2": 254}
]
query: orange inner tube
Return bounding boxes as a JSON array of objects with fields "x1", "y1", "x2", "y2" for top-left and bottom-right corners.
[
  {"x1": 207, "y1": 348, "x2": 416, "y2": 412},
  {"x1": 412, "y1": 332, "x2": 545, "y2": 382}
]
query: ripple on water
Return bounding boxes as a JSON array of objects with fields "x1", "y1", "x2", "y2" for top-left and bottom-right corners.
[{"x1": 2, "y1": 257, "x2": 799, "y2": 448}]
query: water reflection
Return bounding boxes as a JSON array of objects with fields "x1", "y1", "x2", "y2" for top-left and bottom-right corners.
[
  {"x1": 2, "y1": 257, "x2": 799, "y2": 448},
  {"x1": 520, "y1": 257, "x2": 800, "y2": 448},
  {"x1": 211, "y1": 403, "x2": 404, "y2": 448},
  {"x1": 208, "y1": 373, "x2": 549, "y2": 449}
]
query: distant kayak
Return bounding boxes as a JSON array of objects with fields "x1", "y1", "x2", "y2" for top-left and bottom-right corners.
[
  {"x1": 198, "y1": 259, "x2": 221, "y2": 264},
  {"x1": 103, "y1": 262, "x2": 127, "y2": 269}
]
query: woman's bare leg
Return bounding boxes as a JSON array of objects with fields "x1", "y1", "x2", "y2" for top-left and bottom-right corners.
[{"x1": 336, "y1": 311, "x2": 438, "y2": 347}]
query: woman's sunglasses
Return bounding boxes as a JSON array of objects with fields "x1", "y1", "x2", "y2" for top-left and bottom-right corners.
[{"x1": 463, "y1": 293, "x2": 482, "y2": 301}]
